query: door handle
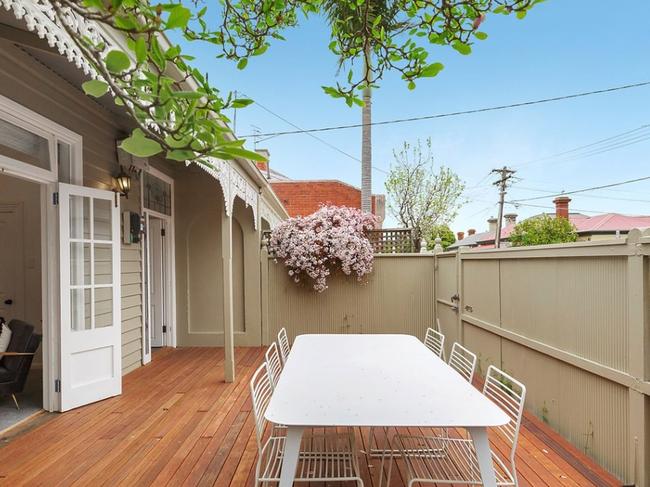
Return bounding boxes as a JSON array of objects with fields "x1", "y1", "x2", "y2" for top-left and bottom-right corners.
[{"x1": 3, "y1": 299, "x2": 12, "y2": 305}]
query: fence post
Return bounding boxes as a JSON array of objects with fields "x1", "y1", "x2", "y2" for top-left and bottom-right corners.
[
  {"x1": 626, "y1": 229, "x2": 646, "y2": 486},
  {"x1": 432, "y1": 238, "x2": 442, "y2": 326}
]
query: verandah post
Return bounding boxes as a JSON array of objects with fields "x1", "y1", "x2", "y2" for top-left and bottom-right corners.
[{"x1": 222, "y1": 210, "x2": 235, "y2": 382}]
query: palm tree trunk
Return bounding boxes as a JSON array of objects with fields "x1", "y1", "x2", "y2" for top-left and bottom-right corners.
[{"x1": 361, "y1": 46, "x2": 372, "y2": 214}]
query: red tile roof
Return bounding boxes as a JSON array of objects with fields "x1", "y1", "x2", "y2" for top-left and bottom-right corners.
[{"x1": 467, "y1": 213, "x2": 650, "y2": 247}]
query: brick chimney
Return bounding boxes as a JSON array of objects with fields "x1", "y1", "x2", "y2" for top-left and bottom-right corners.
[
  {"x1": 467, "y1": 228, "x2": 476, "y2": 236},
  {"x1": 553, "y1": 196, "x2": 571, "y2": 219},
  {"x1": 504, "y1": 213, "x2": 517, "y2": 226},
  {"x1": 255, "y1": 148, "x2": 271, "y2": 178},
  {"x1": 487, "y1": 217, "x2": 498, "y2": 233},
  {"x1": 457, "y1": 231, "x2": 465, "y2": 241}
]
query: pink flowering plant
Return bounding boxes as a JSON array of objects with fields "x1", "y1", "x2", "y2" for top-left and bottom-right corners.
[{"x1": 268, "y1": 206, "x2": 378, "y2": 292}]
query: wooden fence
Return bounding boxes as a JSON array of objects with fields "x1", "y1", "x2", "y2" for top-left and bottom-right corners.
[{"x1": 262, "y1": 229, "x2": 650, "y2": 485}]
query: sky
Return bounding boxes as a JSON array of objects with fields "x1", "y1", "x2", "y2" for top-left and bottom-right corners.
[{"x1": 173, "y1": 0, "x2": 650, "y2": 233}]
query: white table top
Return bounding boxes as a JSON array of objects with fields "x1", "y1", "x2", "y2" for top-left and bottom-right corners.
[{"x1": 265, "y1": 334, "x2": 509, "y2": 428}]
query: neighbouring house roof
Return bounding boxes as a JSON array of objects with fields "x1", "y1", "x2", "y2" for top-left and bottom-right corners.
[{"x1": 449, "y1": 212, "x2": 650, "y2": 250}]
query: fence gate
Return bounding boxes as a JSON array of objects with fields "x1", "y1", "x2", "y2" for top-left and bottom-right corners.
[{"x1": 433, "y1": 251, "x2": 461, "y2": 358}]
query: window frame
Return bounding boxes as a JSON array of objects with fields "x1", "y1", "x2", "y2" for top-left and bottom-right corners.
[{"x1": 0, "y1": 94, "x2": 83, "y2": 184}]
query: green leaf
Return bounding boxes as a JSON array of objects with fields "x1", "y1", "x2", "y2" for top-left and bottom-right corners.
[
  {"x1": 166, "y1": 149, "x2": 195, "y2": 161},
  {"x1": 134, "y1": 36, "x2": 147, "y2": 64},
  {"x1": 119, "y1": 129, "x2": 162, "y2": 157},
  {"x1": 252, "y1": 44, "x2": 268, "y2": 56},
  {"x1": 214, "y1": 146, "x2": 267, "y2": 162},
  {"x1": 231, "y1": 98, "x2": 254, "y2": 109},
  {"x1": 166, "y1": 6, "x2": 191, "y2": 29},
  {"x1": 474, "y1": 31, "x2": 488, "y2": 40},
  {"x1": 81, "y1": 79, "x2": 109, "y2": 98},
  {"x1": 516, "y1": 10, "x2": 527, "y2": 19},
  {"x1": 420, "y1": 62, "x2": 444, "y2": 78},
  {"x1": 169, "y1": 90, "x2": 205, "y2": 99},
  {"x1": 236, "y1": 58, "x2": 248, "y2": 70},
  {"x1": 452, "y1": 40, "x2": 472, "y2": 55},
  {"x1": 113, "y1": 15, "x2": 137, "y2": 30},
  {"x1": 322, "y1": 86, "x2": 344, "y2": 98},
  {"x1": 105, "y1": 50, "x2": 131, "y2": 73},
  {"x1": 407, "y1": 80, "x2": 416, "y2": 90}
]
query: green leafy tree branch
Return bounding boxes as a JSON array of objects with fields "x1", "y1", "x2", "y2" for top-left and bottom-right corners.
[{"x1": 509, "y1": 215, "x2": 578, "y2": 247}]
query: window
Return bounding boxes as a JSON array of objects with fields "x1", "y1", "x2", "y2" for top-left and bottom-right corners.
[
  {"x1": 0, "y1": 118, "x2": 50, "y2": 170},
  {"x1": 143, "y1": 172, "x2": 172, "y2": 215},
  {"x1": 0, "y1": 95, "x2": 82, "y2": 184}
]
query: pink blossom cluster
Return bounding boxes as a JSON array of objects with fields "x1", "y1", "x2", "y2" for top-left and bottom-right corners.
[{"x1": 268, "y1": 206, "x2": 378, "y2": 292}]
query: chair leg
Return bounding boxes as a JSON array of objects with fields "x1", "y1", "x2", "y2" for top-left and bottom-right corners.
[{"x1": 11, "y1": 393, "x2": 20, "y2": 410}]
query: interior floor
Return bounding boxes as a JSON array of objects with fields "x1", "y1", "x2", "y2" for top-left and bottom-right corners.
[{"x1": 0, "y1": 368, "x2": 42, "y2": 432}]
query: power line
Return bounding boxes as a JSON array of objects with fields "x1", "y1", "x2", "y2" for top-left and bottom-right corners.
[
  {"x1": 510, "y1": 175, "x2": 650, "y2": 203},
  {"x1": 240, "y1": 81, "x2": 650, "y2": 138},
  {"x1": 513, "y1": 124, "x2": 650, "y2": 168},
  {"x1": 512, "y1": 185, "x2": 650, "y2": 203},
  {"x1": 505, "y1": 201, "x2": 611, "y2": 215},
  {"x1": 243, "y1": 94, "x2": 389, "y2": 175}
]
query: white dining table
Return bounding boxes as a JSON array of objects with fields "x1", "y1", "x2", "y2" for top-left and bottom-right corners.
[{"x1": 265, "y1": 334, "x2": 509, "y2": 487}]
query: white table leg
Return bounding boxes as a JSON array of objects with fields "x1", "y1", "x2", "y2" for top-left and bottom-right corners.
[
  {"x1": 469, "y1": 426, "x2": 496, "y2": 487},
  {"x1": 279, "y1": 426, "x2": 304, "y2": 487}
]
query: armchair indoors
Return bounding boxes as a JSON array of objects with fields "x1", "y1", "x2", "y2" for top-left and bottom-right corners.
[{"x1": 0, "y1": 320, "x2": 42, "y2": 409}]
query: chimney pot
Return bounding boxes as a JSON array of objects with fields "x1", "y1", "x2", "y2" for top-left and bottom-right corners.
[
  {"x1": 504, "y1": 213, "x2": 517, "y2": 225},
  {"x1": 255, "y1": 149, "x2": 271, "y2": 178},
  {"x1": 467, "y1": 228, "x2": 476, "y2": 236},
  {"x1": 553, "y1": 196, "x2": 571, "y2": 219},
  {"x1": 457, "y1": 231, "x2": 465, "y2": 241},
  {"x1": 487, "y1": 217, "x2": 498, "y2": 233}
]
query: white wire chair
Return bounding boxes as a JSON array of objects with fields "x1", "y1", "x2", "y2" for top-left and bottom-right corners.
[
  {"x1": 265, "y1": 342, "x2": 283, "y2": 388},
  {"x1": 424, "y1": 327, "x2": 445, "y2": 360},
  {"x1": 277, "y1": 327, "x2": 291, "y2": 365},
  {"x1": 383, "y1": 365, "x2": 527, "y2": 487},
  {"x1": 249, "y1": 363, "x2": 364, "y2": 486},
  {"x1": 448, "y1": 342, "x2": 477, "y2": 383}
]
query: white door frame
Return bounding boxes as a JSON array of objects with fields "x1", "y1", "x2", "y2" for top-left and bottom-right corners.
[
  {"x1": 141, "y1": 166, "x2": 176, "y2": 365},
  {"x1": 0, "y1": 95, "x2": 83, "y2": 412}
]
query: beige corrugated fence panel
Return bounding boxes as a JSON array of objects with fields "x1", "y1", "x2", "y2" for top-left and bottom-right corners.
[{"x1": 266, "y1": 255, "x2": 435, "y2": 343}]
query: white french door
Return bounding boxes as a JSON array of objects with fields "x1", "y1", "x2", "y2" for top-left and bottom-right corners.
[{"x1": 58, "y1": 183, "x2": 121, "y2": 411}]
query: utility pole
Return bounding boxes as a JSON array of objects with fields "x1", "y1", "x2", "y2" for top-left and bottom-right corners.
[{"x1": 491, "y1": 166, "x2": 516, "y2": 248}]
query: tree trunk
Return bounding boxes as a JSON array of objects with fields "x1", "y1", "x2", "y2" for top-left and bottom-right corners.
[{"x1": 361, "y1": 46, "x2": 372, "y2": 214}]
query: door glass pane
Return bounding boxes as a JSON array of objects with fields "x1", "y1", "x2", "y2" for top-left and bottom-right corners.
[
  {"x1": 93, "y1": 198, "x2": 112, "y2": 240},
  {"x1": 94, "y1": 244, "x2": 112, "y2": 285},
  {"x1": 70, "y1": 242, "x2": 91, "y2": 286},
  {"x1": 94, "y1": 287, "x2": 112, "y2": 328},
  {"x1": 58, "y1": 142, "x2": 71, "y2": 183},
  {"x1": 70, "y1": 195, "x2": 90, "y2": 239},
  {"x1": 71, "y1": 288, "x2": 91, "y2": 331},
  {"x1": 0, "y1": 118, "x2": 50, "y2": 170}
]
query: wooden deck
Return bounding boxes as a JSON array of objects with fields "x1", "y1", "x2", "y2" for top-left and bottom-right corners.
[{"x1": 0, "y1": 347, "x2": 621, "y2": 486}]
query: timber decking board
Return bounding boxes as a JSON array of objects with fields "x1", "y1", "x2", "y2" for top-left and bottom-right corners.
[{"x1": 0, "y1": 347, "x2": 621, "y2": 486}]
